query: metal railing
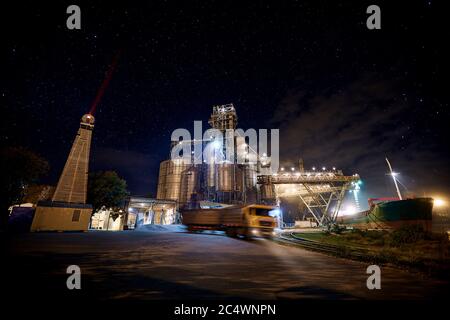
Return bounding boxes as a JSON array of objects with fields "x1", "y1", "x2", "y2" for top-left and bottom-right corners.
[{"x1": 257, "y1": 173, "x2": 359, "y2": 184}]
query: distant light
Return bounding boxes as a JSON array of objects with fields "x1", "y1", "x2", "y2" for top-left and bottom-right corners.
[
  {"x1": 262, "y1": 152, "x2": 267, "y2": 157},
  {"x1": 291, "y1": 167, "x2": 295, "y2": 171},
  {"x1": 391, "y1": 172, "x2": 399, "y2": 177},
  {"x1": 312, "y1": 167, "x2": 316, "y2": 171},
  {"x1": 322, "y1": 167, "x2": 326, "y2": 171},
  {"x1": 332, "y1": 167, "x2": 336, "y2": 170},
  {"x1": 434, "y1": 199, "x2": 446, "y2": 207},
  {"x1": 281, "y1": 167, "x2": 285, "y2": 171}
]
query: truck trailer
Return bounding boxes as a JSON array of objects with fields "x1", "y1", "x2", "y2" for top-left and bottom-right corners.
[{"x1": 181, "y1": 204, "x2": 277, "y2": 238}]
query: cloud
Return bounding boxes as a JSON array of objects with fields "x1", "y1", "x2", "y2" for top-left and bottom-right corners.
[{"x1": 271, "y1": 76, "x2": 448, "y2": 197}]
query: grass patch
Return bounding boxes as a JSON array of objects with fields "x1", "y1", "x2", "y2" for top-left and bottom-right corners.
[{"x1": 294, "y1": 225, "x2": 450, "y2": 279}]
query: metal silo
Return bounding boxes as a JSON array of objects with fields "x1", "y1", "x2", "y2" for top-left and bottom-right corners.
[
  {"x1": 217, "y1": 163, "x2": 234, "y2": 192},
  {"x1": 235, "y1": 166, "x2": 244, "y2": 192},
  {"x1": 260, "y1": 183, "x2": 276, "y2": 201},
  {"x1": 156, "y1": 161, "x2": 167, "y2": 199},
  {"x1": 156, "y1": 159, "x2": 187, "y2": 201},
  {"x1": 244, "y1": 164, "x2": 257, "y2": 189},
  {"x1": 179, "y1": 166, "x2": 199, "y2": 207},
  {"x1": 207, "y1": 163, "x2": 215, "y2": 188}
]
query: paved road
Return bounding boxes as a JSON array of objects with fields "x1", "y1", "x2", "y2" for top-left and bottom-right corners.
[{"x1": 5, "y1": 228, "x2": 448, "y2": 300}]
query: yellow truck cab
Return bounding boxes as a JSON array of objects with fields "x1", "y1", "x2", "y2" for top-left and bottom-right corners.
[{"x1": 240, "y1": 205, "x2": 277, "y2": 238}]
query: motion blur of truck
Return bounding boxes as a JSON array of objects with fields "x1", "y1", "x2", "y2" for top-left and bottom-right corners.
[{"x1": 181, "y1": 204, "x2": 277, "y2": 238}]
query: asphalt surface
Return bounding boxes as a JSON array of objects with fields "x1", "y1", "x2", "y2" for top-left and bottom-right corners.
[{"x1": 4, "y1": 226, "x2": 449, "y2": 300}]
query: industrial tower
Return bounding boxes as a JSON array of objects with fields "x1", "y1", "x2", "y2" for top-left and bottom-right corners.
[
  {"x1": 52, "y1": 113, "x2": 94, "y2": 203},
  {"x1": 31, "y1": 114, "x2": 95, "y2": 231}
]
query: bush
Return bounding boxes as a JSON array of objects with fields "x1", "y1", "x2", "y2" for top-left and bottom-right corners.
[
  {"x1": 365, "y1": 230, "x2": 386, "y2": 240},
  {"x1": 389, "y1": 225, "x2": 427, "y2": 247},
  {"x1": 328, "y1": 224, "x2": 347, "y2": 234},
  {"x1": 345, "y1": 231, "x2": 364, "y2": 242}
]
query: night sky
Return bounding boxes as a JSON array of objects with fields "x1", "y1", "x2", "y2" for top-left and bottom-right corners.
[{"x1": 2, "y1": 1, "x2": 448, "y2": 205}]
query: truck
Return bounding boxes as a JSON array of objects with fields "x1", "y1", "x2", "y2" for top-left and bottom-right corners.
[{"x1": 181, "y1": 204, "x2": 277, "y2": 238}]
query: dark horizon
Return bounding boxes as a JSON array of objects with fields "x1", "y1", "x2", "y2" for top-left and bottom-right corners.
[{"x1": 2, "y1": 1, "x2": 449, "y2": 203}]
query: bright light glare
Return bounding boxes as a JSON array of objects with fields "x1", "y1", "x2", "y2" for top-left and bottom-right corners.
[
  {"x1": 391, "y1": 172, "x2": 399, "y2": 177},
  {"x1": 434, "y1": 199, "x2": 446, "y2": 207},
  {"x1": 339, "y1": 205, "x2": 358, "y2": 216},
  {"x1": 269, "y1": 209, "x2": 281, "y2": 217}
]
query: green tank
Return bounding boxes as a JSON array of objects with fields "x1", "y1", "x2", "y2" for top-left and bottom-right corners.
[{"x1": 337, "y1": 198, "x2": 434, "y2": 231}]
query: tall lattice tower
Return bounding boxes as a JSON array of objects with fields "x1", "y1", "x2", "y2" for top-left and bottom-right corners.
[
  {"x1": 31, "y1": 113, "x2": 95, "y2": 232},
  {"x1": 52, "y1": 114, "x2": 95, "y2": 203},
  {"x1": 208, "y1": 104, "x2": 237, "y2": 130}
]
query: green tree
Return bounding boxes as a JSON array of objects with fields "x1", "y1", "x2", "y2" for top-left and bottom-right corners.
[
  {"x1": 87, "y1": 171, "x2": 129, "y2": 211},
  {"x1": 0, "y1": 146, "x2": 49, "y2": 228}
]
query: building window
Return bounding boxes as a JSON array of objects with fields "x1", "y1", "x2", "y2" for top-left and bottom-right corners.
[{"x1": 72, "y1": 210, "x2": 81, "y2": 222}]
